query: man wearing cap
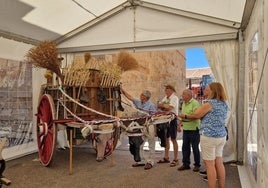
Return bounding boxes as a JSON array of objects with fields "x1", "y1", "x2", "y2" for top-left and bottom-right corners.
[
  {"x1": 157, "y1": 84, "x2": 179, "y2": 167},
  {"x1": 120, "y1": 86, "x2": 156, "y2": 170}
]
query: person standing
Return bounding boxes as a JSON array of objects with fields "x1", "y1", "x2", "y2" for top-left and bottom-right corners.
[
  {"x1": 177, "y1": 89, "x2": 201, "y2": 172},
  {"x1": 179, "y1": 82, "x2": 228, "y2": 188},
  {"x1": 157, "y1": 84, "x2": 179, "y2": 167},
  {"x1": 120, "y1": 86, "x2": 156, "y2": 170}
]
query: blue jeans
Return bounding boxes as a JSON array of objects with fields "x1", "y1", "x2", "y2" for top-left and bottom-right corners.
[{"x1": 182, "y1": 129, "x2": 200, "y2": 167}]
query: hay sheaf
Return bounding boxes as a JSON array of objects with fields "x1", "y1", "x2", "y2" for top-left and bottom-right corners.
[
  {"x1": 84, "y1": 52, "x2": 92, "y2": 63},
  {"x1": 25, "y1": 40, "x2": 63, "y2": 81},
  {"x1": 117, "y1": 50, "x2": 140, "y2": 71},
  {"x1": 117, "y1": 50, "x2": 148, "y2": 73}
]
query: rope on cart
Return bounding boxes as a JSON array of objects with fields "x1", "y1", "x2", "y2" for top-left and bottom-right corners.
[
  {"x1": 58, "y1": 99, "x2": 119, "y2": 125},
  {"x1": 58, "y1": 86, "x2": 176, "y2": 127},
  {"x1": 59, "y1": 86, "x2": 119, "y2": 120}
]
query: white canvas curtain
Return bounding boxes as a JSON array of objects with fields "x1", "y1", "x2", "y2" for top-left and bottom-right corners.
[{"x1": 203, "y1": 40, "x2": 238, "y2": 162}]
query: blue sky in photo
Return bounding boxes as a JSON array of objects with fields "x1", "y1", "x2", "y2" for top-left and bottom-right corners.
[{"x1": 186, "y1": 48, "x2": 209, "y2": 69}]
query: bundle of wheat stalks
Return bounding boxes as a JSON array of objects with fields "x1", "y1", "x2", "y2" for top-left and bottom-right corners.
[
  {"x1": 63, "y1": 55, "x2": 92, "y2": 86},
  {"x1": 26, "y1": 40, "x2": 63, "y2": 81},
  {"x1": 117, "y1": 50, "x2": 139, "y2": 72},
  {"x1": 63, "y1": 50, "x2": 141, "y2": 88},
  {"x1": 99, "y1": 60, "x2": 122, "y2": 87},
  {"x1": 98, "y1": 50, "x2": 144, "y2": 87}
]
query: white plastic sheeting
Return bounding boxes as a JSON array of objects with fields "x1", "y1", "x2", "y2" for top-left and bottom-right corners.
[
  {"x1": 0, "y1": 38, "x2": 44, "y2": 160},
  {"x1": 239, "y1": 0, "x2": 268, "y2": 187}
]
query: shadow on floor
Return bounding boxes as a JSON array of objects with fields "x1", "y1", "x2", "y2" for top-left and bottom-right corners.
[{"x1": 4, "y1": 138, "x2": 241, "y2": 188}]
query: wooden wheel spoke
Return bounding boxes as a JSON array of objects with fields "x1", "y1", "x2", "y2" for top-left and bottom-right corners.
[
  {"x1": 38, "y1": 136, "x2": 45, "y2": 149},
  {"x1": 41, "y1": 135, "x2": 52, "y2": 156},
  {"x1": 37, "y1": 131, "x2": 44, "y2": 138},
  {"x1": 36, "y1": 94, "x2": 56, "y2": 166}
]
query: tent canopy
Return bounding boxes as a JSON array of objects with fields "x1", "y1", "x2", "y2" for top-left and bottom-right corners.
[{"x1": 0, "y1": 0, "x2": 253, "y2": 53}]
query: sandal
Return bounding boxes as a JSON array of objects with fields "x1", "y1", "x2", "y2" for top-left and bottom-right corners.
[
  {"x1": 157, "y1": 158, "x2": 170, "y2": 163},
  {"x1": 170, "y1": 159, "x2": 179, "y2": 167},
  {"x1": 132, "y1": 163, "x2": 145, "y2": 167},
  {"x1": 144, "y1": 163, "x2": 153, "y2": 170},
  {"x1": 96, "y1": 157, "x2": 104, "y2": 162}
]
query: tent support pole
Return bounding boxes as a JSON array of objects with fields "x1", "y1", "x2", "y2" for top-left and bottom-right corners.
[{"x1": 237, "y1": 29, "x2": 245, "y2": 164}]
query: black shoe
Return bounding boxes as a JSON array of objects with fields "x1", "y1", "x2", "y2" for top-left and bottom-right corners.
[
  {"x1": 193, "y1": 166, "x2": 200, "y2": 172},
  {"x1": 199, "y1": 170, "x2": 207, "y2": 176},
  {"x1": 202, "y1": 175, "x2": 218, "y2": 182},
  {"x1": 177, "y1": 165, "x2": 191, "y2": 171}
]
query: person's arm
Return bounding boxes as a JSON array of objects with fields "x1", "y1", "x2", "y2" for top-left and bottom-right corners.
[
  {"x1": 120, "y1": 85, "x2": 133, "y2": 101},
  {"x1": 179, "y1": 102, "x2": 212, "y2": 120},
  {"x1": 177, "y1": 122, "x2": 182, "y2": 132},
  {"x1": 157, "y1": 102, "x2": 173, "y2": 111},
  {"x1": 158, "y1": 95, "x2": 177, "y2": 111}
]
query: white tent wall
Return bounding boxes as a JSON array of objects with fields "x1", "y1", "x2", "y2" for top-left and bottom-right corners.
[
  {"x1": 0, "y1": 38, "x2": 41, "y2": 160},
  {"x1": 0, "y1": 38, "x2": 32, "y2": 61},
  {"x1": 57, "y1": 5, "x2": 238, "y2": 53},
  {"x1": 57, "y1": 9, "x2": 134, "y2": 48},
  {"x1": 135, "y1": 7, "x2": 237, "y2": 41},
  {"x1": 239, "y1": 0, "x2": 268, "y2": 187},
  {"x1": 145, "y1": 0, "x2": 245, "y2": 23}
]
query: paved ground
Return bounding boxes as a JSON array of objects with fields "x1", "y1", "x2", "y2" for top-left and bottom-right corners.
[{"x1": 3, "y1": 137, "x2": 241, "y2": 188}]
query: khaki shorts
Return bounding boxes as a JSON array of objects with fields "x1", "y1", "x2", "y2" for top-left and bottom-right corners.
[{"x1": 200, "y1": 135, "x2": 226, "y2": 160}]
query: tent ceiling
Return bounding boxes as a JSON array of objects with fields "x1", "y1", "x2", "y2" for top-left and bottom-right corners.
[{"x1": 0, "y1": 0, "x2": 252, "y2": 49}]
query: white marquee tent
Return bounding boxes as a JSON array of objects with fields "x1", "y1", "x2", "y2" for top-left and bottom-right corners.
[{"x1": 1, "y1": 0, "x2": 268, "y2": 187}]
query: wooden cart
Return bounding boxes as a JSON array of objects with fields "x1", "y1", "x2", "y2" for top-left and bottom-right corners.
[
  {"x1": 36, "y1": 69, "x2": 122, "y2": 174},
  {"x1": 26, "y1": 44, "x2": 175, "y2": 174}
]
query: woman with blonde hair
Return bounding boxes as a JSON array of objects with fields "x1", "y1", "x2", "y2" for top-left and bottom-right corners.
[{"x1": 179, "y1": 82, "x2": 228, "y2": 188}]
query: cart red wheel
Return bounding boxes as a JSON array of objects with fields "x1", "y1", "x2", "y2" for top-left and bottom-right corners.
[{"x1": 36, "y1": 94, "x2": 57, "y2": 166}]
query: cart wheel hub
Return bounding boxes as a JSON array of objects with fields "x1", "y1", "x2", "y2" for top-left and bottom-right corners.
[{"x1": 38, "y1": 122, "x2": 48, "y2": 136}]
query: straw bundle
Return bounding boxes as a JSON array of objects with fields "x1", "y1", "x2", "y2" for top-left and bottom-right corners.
[
  {"x1": 84, "y1": 52, "x2": 91, "y2": 63},
  {"x1": 63, "y1": 55, "x2": 91, "y2": 86},
  {"x1": 117, "y1": 50, "x2": 140, "y2": 72},
  {"x1": 85, "y1": 56, "x2": 101, "y2": 70},
  {"x1": 26, "y1": 40, "x2": 63, "y2": 81},
  {"x1": 99, "y1": 61, "x2": 122, "y2": 87}
]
